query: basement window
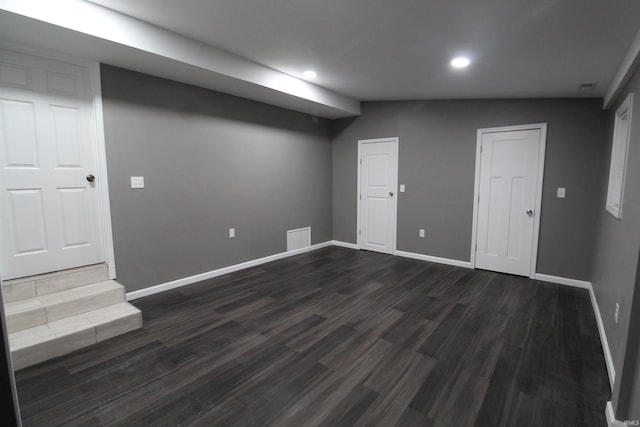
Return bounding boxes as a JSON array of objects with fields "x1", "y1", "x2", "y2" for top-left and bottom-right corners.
[{"x1": 606, "y1": 93, "x2": 633, "y2": 219}]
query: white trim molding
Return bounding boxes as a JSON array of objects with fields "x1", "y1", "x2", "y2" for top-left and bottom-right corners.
[
  {"x1": 533, "y1": 273, "x2": 591, "y2": 289},
  {"x1": 126, "y1": 242, "x2": 474, "y2": 301},
  {"x1": 126, "y1": 241, "x2": 604, "y2": 302},
  {"x1": 126, "y1": 241, "x2": 332, "y2": 300},
  {"x1": 331, "y1": 240, "x2": 360, "y2": 250},
  {"x1": 589, "y1": 286, "x2": 616, "y2": 389},
  {"x1": 470, "y1": 132, "x2": 482, "y2": 268},
  {"x1": 395, "y1": 250, "x2": 472, "y2": 269},
  {"x1": 534, "y1": 273, "x2": 615, "y2": 389},
  {"x1": 288, "y1": 240, "x2": 332, "y2": 255},
  {"x1": 89, "y1": 61, "x2": 117, "y2": 280},
  {"x1": 357, "y1": 137, "x2": 399, "y2": 255},
  {"x1": 470, "y1": 123, "x2": 547, "y2": 279},
  {"x1": 606, "y1": 401, "x2": 626, "y2": 427},
  {"x1": 125, "y1": 238, "x2": 619, "y2": 399},
  {"x1": 0, "y1": 42, "x2": 117, "y2": 280},
  {"x1": 606, "y1": 93, "x2": 633, "y2": 219}
]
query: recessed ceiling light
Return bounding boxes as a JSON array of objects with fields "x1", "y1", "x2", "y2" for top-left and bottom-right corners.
[
  {"x1": 451, "y1": 57, "x2": 471, "y2": 68},
  {"x1": 303, "y1": 70, "x2": 317, "y2": 79}
]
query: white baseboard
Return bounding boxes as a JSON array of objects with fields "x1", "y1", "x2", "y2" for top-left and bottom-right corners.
[
  {"x1": 330, "y1": 240, "x2": 359, "y2": 250},
  {"x1": 395, "y1": 250, "x2": 472, "y2": 269},
  {"x1": 533, "y1": 273, "x2": 591, "y2": 289},
  {"x1": 606, "y1": 401, "x2": 626, "y2": 427},
  {"x1": 291, "y1": 240, "x2": 333, "y2": 254},
  {"x1": 534, "y1": 273, "x2": 615, "y2": 389},
  {"x1": 590, "y1": 286, "x2": 616, "y2": 389},
  {"x1": 126, "y1": 241, "x2": 470, "y2": 301},
  {"x1": 126, "y1": 241, "x2": 332, "y2": 300},
  {"x1": 328, "y1": 243, "x2": 473, "y2": 270},
  {"x1": 124, "y1": 240, "x2": 618, "y2": 395}
]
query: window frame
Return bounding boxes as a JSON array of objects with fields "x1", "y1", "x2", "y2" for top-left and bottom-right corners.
[{"x1": 606, "y1": 93, "x2": 633, "y2": 219}]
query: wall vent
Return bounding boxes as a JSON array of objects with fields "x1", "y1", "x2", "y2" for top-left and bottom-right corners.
[
  {"x1": 287, "y1": 227, "x2": 311, "y2": 252},
  {"x1": 577, "y1": 82, "x2": 597, "y2": 92}
]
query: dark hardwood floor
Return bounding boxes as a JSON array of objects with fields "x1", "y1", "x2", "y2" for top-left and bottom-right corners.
[{"x1": 14, "y1": 247, "x2": 610, "y2": 426}]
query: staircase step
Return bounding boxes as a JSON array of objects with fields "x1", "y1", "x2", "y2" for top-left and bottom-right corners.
[
  {"x1": 2, "y1": 264, "x2": 109, "y2": 303},
  {"x1": 10, "y1": 302, "x2": 142, "y2": 370},
  {"x1": 5, "y1": 280, "x2": 125, "y2": 333}
]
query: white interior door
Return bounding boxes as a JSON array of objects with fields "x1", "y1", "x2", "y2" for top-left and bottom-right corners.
[
  {"x1": 474, "y1": 127, "x2": 544, "y2": 277},
  {"x1": 0, "y1": 49, "x2": 104, "y2": 279},
  {"x1": 358, "y1": 138, "x2": 398, "y2": 254}
]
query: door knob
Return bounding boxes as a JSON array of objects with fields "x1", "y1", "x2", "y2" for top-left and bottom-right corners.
[
  {"x1": 86, "y1": 174, "x2": 95, "y2": 183},
  {"x1": 389, "y1": 192, "x2": 394, "y2": 197},
  {"x1": 526, "y1": 209, "x2": 533, "y2": 217}
]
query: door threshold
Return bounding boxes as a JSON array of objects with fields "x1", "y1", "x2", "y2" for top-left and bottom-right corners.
[{"x1": 2, "y1": 263, "x2": 107, "y2": 287}]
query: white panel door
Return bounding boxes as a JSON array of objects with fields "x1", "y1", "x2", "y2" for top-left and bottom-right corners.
[
  {"x1": 0, "y1": 49, "x2": 104, "y2": 279},
  {"x1": 359, "y1": 139, "x2": 398, "y2": 254},
  {"x1": 475, "y1": 129, "x2": 542, "y2": 276}
]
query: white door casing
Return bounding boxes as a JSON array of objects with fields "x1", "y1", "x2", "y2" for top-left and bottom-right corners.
[
  {"x1": 357, "y1": 138, "x2": 398, "y2": 255},
  {"x1": 0, "y1": 48, "x2": 110, "y2": 279},
  {"x1": 471, "y1": 124, "x2": 546, "y2": 278}
]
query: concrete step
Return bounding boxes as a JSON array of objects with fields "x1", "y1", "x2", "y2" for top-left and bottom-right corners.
[
  {"x1": 10, "y1": 302, "x2": 142, "y2": 370},
  {"x1": 2, "y1": 264, "x2": 109, "y2": 303},
  {"x1": 4, "y1": 280, "x2": 125, "y2": 334}
]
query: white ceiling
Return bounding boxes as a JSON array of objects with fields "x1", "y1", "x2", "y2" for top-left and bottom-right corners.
[
  {"x1": 1, "y1": 1, "x2": 639, "y2": 117},
  {"x1": 88, "y1": 0, "x2": 640, "y2": 101}
]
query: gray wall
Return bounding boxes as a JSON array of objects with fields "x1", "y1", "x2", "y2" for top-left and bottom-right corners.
[
  {"x1": 100, "y1": 62, "x2": 639, "y2": 418},
  {"x1": 101, "y1": 65, "x2": 333, "y2": 292},
  {"x1": 622, "y1": 252, "x2": 640, "y2": 420},
  {"x1": 591, "y1": 64, "x2": 640, "y2": 420},
  {"x1": 631, "y1": 319, "x2": 640, "y2": 419},
  {"x1": 332, "y1": 99, "x2": 607, "y2": 280}
]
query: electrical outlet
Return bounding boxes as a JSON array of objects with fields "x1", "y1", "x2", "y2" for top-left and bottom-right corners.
[
  {"x1": 615, "y1": 303, "x2": 620, "y2": 323},
  {"x1": 419, "y1": 229, "x2": 425, "y2": 238},
  {"x1": 229, "y1": 228, "x2": 235, "y2": 238}
]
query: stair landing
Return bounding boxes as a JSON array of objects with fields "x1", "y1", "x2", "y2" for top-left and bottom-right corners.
[{"x1": 2, "y1": 264, "x2": 142, "y2": 370}]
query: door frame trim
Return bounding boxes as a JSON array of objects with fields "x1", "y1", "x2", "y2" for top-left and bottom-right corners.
[
  {"x1": 0, "y1": 41, "x2": 117, "y2": 279},
  {"x1": 470, "y1": 123, "x2": 547, "y2": 278},
  {"x1": 356, "y1": 137, "x2": 399, "y2": 255}
]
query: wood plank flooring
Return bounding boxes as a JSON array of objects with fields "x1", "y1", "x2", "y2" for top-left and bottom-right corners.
[{"x1": 14, "y1": 247, "x2": 610, "y2": 426}]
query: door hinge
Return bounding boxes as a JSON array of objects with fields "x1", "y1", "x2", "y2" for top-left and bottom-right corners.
[
  {"x1": 480, "y1": 144, "x2": 483, "y2": 153},
  {"x1": 359, "y1": 229, "x2": 362, "y2": 235},
  {"x1": 477, "y1": 195, "x2": 480, "y2": 203},
  {"x1": 360, "y1": 158, "x2": 362, "y2": 165},
  {"x1": 475, "y1": 243, "x2": 477, "y2": 251},
  {"x1": 359, "y1": 194, "x2": 362, "y2": 200}
]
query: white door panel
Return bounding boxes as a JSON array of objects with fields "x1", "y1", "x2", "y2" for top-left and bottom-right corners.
[
  {"x1": 359, "y1": 139, "x2": 398, "y2": 254},
  {"x1": 0, "y1": 99, "x2": 39, "y2": 167},
  {"x1": 46, "y1": 70, "x2": 79, "y2": 97},
  {"x1": 59, "y1": 188, "x2": 91, "y2": 248},
  {"x1": 475, "y1": 129, "x2": 542, "y2": 277},
  {"x1": 365, "y1": 197, "x2": 388, "y2": 247},
  {"x1": 51, "y1": 105, "x2": 84, "y2": 166},
  {"x1": 7, "y1": 189, "x2": 48, "y2": 254},
  {"x1": 0, "y1": 62, "x2": 32, "y2": 89},
  {"x1": 0, "y1": 49, "x2": 104, "y2": 279}
]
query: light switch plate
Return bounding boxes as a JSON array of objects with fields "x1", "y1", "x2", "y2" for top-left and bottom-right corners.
[
  {"x1": 557, "y1": 187, "x2": 566, "y2": 198},
  {"x1": 400, "y1": 184, "x2": 406, "y2": 192},
  {"x1": 229, "y1": 228, "x2": 235, "y2": 238},
  {"x1": 130, "y1": 176, "x2": 144, "y2": 189}
]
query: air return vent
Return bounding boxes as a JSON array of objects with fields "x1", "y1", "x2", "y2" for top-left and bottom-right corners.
[
  {"x1": 578, "y1": 82, "x2": 597, "y2": 92},
  {"x1": 287, "y1": 227, "x2": 311, "y2": 252}
]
